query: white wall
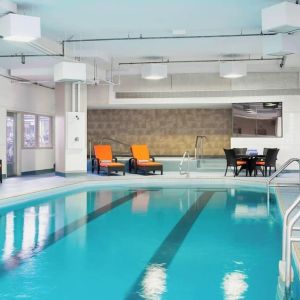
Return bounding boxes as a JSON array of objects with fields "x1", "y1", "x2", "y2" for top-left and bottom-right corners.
[
  {"x1": 88, "y1": 72, "x2": 300, "y2": 167},
  {"x1": 0, "y1": 75, "x2": 55, "y2": 175}
]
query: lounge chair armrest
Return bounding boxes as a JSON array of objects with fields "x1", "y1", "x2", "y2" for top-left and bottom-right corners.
[
  {"x1": 113, "y1": 156, "x2": 118, "y2": 162},
  {"x1": 128, "y1": 157, "x2": 137, "y2": 173},
  {"x1": 128, "y1": 157, "x2": 137, "y2": 165},
  {"x1": 150, "y1": 156, "x2": 155, "y2": 162}
]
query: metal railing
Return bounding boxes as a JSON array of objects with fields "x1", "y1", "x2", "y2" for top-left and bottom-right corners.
[
  {"x1": 89, "y1": 137, "x2": 131, "y2": 159},
  {"x1": 267, "y1": 158, "x2": 300, "y2": 202},
  {"x1": 279, "y1": 194, "x2": 300, "y2": 292},
  {"x1": 194, "y1": 135, "x2": 207, "y2": 160},
  {"x1": 265, "y1": 158, "x2": 300, "y2": 294},
  {"x1": 100, "y1": 137, "x2": 131, "y2": 147},
  {"x1": 179, "y1": 151, "x2": 190, "y2": 176}
]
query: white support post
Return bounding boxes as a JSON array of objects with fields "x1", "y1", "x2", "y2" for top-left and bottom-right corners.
[
  {"x1": 71, "y1": 82, "x2": 76, "y2": 112},
  {"x1": 77, "y1": 82, "x2": 81, "y2": 112}
]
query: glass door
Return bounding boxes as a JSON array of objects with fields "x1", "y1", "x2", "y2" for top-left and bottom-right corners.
[{"x1": 6, "y1": 113, "x2": 17, "y2": 177}]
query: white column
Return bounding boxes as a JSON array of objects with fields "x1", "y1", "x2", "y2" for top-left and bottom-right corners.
[{"x1": 55, "y1": 82, "x2": 87, "y2": 176}]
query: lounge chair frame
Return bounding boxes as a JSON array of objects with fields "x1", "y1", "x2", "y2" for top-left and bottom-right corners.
[
  {"x1": 92, "y1": 152, "x2": 125, "y2": 176},
  {"x1": 129, "y1": 156, "x2": 163, "y2": 175}
]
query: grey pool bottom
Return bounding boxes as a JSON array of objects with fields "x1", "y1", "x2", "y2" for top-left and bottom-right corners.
[{"x1": 0, "y1": 184, "x2": 298, "y2": 299}]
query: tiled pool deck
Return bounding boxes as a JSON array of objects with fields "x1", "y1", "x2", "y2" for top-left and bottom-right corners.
[{"x1": 1, "y1": 171, "x2": 299, "y2": 199}]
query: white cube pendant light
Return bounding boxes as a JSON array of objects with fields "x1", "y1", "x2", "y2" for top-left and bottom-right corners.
[
  {"x1": 0, "y1": 13, "x2": 41, "y2": 42},
  {"x1": 141, "y1": 64, "x2": 168, "y2": 80},
  {"x1": 220, "y1": 61, "x2": 247, "y2": 79},
  {"x1": 262, "y1": 1, "x2": 300, "y2": 33},
  {"x1": 263, "y1": 33, "x2": 300, "y2": 56},
  {"x1": 54, "y1": 62, "x2": 87, "y2": 82}
]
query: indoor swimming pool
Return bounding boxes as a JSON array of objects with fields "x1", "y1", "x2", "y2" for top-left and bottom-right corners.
[{"x1": 0, "y1": 184, "x2": 299, "y2": 299}]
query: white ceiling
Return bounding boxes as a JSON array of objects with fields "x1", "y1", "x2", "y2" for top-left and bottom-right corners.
[
  {"x1": 13, "y1": 0, "x2": 281, "y2": 39},
  {"x1": 1, "y1": 0, "x2": 300, "y2": 83}
]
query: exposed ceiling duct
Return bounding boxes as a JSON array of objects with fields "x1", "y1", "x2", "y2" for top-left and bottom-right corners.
[{"x1": 10, "y1": 68, "x2": 53, "y2": 81}]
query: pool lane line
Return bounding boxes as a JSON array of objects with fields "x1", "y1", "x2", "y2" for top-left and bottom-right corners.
[
  {"x1": 0, "y1": 191, "x2": 140, "y2": 277},
  {"x1": 126, "y1": 191, "x2": 214, "y2": 300}
]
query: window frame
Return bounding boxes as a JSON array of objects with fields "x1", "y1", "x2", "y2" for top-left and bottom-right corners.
[
  {"x1": 22, "y1": 113, "x2": 54, "y2": 149},
  {"x1": 38, "y1": 115, "x2": 53, "y2": 148}
]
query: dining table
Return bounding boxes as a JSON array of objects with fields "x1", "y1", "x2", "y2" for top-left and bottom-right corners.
[{"x1": 236, "y1": 154, "x2": 266, "y2": 177}]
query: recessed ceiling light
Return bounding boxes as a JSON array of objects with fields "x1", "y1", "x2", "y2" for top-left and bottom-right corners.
[
  {"x1": 141, "y1": 64, "x2": 168, "y2": 80},
  {"x1": 4, "y1": 35, "x2": 36, "y2": 42},
  {"x1": 263, "y1": 102, "x2": 279, "y2": 108},
  {"x1": 220, "y1": 61, "x2": 247, "y2": 79},
  {"x1": 172, "y1": 29, "x2": 186, "y2": 36}
]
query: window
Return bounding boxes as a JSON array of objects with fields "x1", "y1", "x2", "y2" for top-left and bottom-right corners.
[
  {"x1": 23, "y1": 114, "x2": 36, "y2": 148},
  {"x1": 232, "y1": 102, "x2": 282, "y2": 137},
  {"x1": 39, "y1": 116, "x2": 52, "y2": 147},
  {"x1": 23, "y1": 114, "x2": 53, "y2": 148}
]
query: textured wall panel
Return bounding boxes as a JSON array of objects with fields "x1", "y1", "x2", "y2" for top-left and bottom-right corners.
[{"x1": 87, "y1": 109, "x2": 232, "y2": 156}]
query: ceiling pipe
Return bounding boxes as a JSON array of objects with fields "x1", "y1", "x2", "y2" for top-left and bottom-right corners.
[
  {"x1": 0, "y1": 41, "x2": 65, "y2": 58},
  {"x1": 0, "y1": 72, "x2": 54, "y2": 89},
  {"x1": 280, "y1": 56, "x2": 287, "y2": 68},
  {"x1": 118, "y1": 57, "x2": 282, "y2": 66},
  {"x1": 62, "y1": 32, "x2": 277, "y2": 44}
]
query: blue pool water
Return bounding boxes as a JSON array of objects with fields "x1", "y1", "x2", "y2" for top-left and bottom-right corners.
[{"x1": 0, "y1": 185, "x2": 299, "y2": 299}]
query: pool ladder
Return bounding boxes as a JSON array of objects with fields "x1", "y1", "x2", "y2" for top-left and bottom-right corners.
[
  {"x1": 278, "y1": 194, "x2": 300, "y2": 294},
  {"x1": 179, "y1": 151, "x2": 190, "y2": 176},
  {"x1": 265, "y1": 158, "x2": 300, "y2": 294},
  {"x1": 267, "y1": 158, "x2": 300, "y2": 203}
]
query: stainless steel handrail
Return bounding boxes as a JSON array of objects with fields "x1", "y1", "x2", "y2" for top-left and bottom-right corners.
[
  {"x1": 194, "y1": 135, "x2": 207, "y2": 160},
  {"x1": 279, "y1": 194, "x2": 300, "y2": 292},
  {"x1": 89, "y1": 137, "x2": 131, "y2": 159},
  {"x1": 100, "y1": 137, "x2": 131, "y2": 147},
  {"x1": 179, "y1": 151, "x2": 190, "y2": 176},
  {"x1": 267, "y1": 158, "x2": 300, "y2": 201},
  {"x1": 266, "y1": 158, "x2": 300, "y2": 294}
]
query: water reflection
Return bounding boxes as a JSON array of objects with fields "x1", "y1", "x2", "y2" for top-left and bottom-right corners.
[
  {"x1": 140, "y1": 263, "x2": 167, "y2": 300},
  {"x1": 95, "y1": 191, "x2": 112, "y2": 210},
  {"x1": 3, "y1": 212, "x2": 14, "y2": 259},
  {"x1": 222, "y1": 271, "x2": 248, "y2": 300},
  {"x1": 38, "y1": 205, "x2": 50, "y2": 248},
  {"x1": 21, "y1": 207, "x2": 37, "y2": 257},
  {"x1": 132, "y1": 191, "x2": 150, "y2": 213},
  {"x1": 234, "y1": 204, "x2": 268, "y2": 219},
  {"x1": 0, "y1": 190, "x2": 133, "y2": 274},
  {"x1": 229, "y1": 189, "x2": 271, "y2": 220}
]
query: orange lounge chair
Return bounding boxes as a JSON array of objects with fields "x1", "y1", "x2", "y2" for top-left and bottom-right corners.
[
  {"x1": 92, "y1": 144, "x2": 125, "y2": 175},
  {"x1": 129, "y1": 144, "x2": 163, "y2": 175}
]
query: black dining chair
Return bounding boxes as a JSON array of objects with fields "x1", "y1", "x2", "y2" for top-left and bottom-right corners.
[
  {"x1": 233, "y1": 148, "x2": 247, "y2": 156},
  {"x1": 256, "y1": 148, "x2": 279, "y2": 176},
  {"x1": 263, "y1": 148, "x2": 277, "y2": 156},
  {"x1": 224, "y1": 149, "x2": 247, "y2": 177}
]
